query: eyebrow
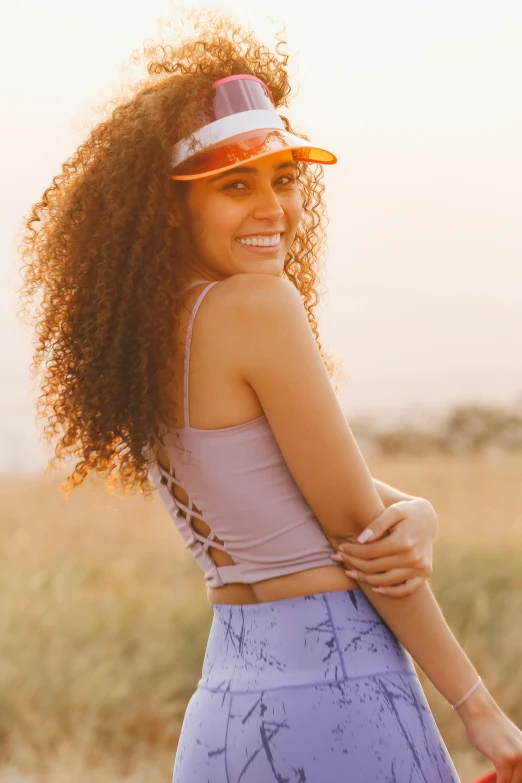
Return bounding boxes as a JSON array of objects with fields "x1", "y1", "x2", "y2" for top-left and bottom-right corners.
[{"x1": 207, "y1": 160, "x2": 298, "y2": 183}]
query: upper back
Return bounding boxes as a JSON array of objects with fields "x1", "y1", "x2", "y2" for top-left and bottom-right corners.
[
  {"x1": 167, "y1": 275, "x2": 266, "y2": 432},
  {"x1": 146, "y1": 273, "x2": 341, "y2": 588}
]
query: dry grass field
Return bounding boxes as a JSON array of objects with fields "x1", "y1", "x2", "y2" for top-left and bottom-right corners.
[{"x1": 1, "y1": 451, "x2": 521, "y2": 782}]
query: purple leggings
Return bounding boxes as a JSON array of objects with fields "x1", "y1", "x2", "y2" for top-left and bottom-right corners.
[{"x1": 173, "y1": 588, "x2": 461, "y2": 782}]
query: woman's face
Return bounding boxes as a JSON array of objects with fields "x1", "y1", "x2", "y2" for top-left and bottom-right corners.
[{"x1": 175, "y1": 150, "x2": 303, "y2": 280}]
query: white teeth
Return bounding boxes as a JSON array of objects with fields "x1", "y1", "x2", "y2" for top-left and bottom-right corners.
[{"x1": 237, "y1": 233, "x2": 281, "y2": 247}]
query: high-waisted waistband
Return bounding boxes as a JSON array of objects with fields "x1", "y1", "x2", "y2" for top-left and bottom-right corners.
[{"x1": 199, "y1": 588, "x2": 416, "y2": 693}]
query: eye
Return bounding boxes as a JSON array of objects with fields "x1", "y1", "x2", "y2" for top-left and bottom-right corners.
[
  {"x1": 276, "y1": 173, "x2": 297, "y2": 186},
  {"x1": 223, "y1": 180, "x2": 248, "y2": 191}
]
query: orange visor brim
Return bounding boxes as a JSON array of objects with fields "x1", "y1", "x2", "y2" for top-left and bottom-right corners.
[{"x1": 170, "y1": 128, "x2": 337, "y2": 181}]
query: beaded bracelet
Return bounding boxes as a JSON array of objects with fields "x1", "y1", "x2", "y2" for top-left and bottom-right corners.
[{"x1": 451, "y1": 676, "x2": 482, "y2": 710}]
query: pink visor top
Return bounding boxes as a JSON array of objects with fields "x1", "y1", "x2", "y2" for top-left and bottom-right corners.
[{"x1": 170, "y1": 74, "x2": 337, "y2": 180}]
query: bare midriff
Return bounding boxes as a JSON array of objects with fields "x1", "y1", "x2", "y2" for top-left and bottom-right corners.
[{"x1": 207, "y1": 567, "x2": 360, "y2": 606}]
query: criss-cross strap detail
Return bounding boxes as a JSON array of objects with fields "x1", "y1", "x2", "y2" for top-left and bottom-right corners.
[
  {"x1": 157, "y1": 462, "x2": 229, "y2": 554},
  {"x1": 155, "y1": 446, "x2": 242, "y2": 585},
  {"x1": 149, "y1": 277, "x2": 244, "y2": 587}
]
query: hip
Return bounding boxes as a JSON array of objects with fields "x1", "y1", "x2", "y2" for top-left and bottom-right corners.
[
  {"x1": 175, "y1": 587, "x2": 461, "y2": 781},
  {"x1": 199, "y1": 587, "x2": 417, "y2": 692}
]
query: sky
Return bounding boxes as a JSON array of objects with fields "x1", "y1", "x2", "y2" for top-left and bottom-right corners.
[{"x1": 1, "y1": 0, "x2": 521, "y2": 474}]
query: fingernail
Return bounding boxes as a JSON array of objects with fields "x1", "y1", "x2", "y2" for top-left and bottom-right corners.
[
  {"x1": 372, "y1": 587, "x2": 387, "y2": 594},
  {"x1": 357, "y1": 529, "x2": 374, "y2": 544},
  {"x1": 345, "y1": 570, "x2": 358, "y2": 579},
  {"x1": 330, "y1": 553, "x2": 343, "y2": 562}
]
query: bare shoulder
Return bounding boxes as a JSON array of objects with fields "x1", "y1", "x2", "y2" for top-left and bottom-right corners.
[
  {"x1": 213, "y1": 272, "x2": 300, "y2": 314},
  {"x1": 207, "y1": 273, "x2": 305, "y2": 357},
  {"x1": 186, "y1": 274, "x2": 296, "y2": 380}
]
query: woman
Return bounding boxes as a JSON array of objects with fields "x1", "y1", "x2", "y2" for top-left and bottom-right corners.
[{"x1": 18, "y1": 13, "x2": 521, "y2": 783}]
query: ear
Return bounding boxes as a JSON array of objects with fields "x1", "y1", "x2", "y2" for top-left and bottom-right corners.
[
  {"x1": 168, "y1": 180, "x2": 189, "y2": 228},
  {"x1": 167, "y1": 206, "x2": 184, "y2": 229}
]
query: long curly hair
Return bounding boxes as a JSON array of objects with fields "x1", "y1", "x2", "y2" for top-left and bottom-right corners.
[{"x1": 17, "y1": 10, "x2": 344, "y2": 497}]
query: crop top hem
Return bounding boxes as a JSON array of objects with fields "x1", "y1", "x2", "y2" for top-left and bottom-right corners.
[{"x1": 206, "y1": 557, "x2": 341, "y2": 588}]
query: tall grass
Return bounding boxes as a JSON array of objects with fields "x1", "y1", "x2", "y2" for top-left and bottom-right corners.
[{"x1": 1, "y1": 452, "x2": 521, "y2": 781}]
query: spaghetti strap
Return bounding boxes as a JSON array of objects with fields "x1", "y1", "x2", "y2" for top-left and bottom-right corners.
[
  {"x1": 183, "y1": 280, "x2": 219, "y2": 428},
  {"x1": 182, "y1": 278, "x2": 213, "y2": 292}
]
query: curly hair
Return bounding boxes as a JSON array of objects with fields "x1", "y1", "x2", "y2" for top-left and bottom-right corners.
[{"x1": 17, "y1": 10, "x2": 345, "y2": 497}]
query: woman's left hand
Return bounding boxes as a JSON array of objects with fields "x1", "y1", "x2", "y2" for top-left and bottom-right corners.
[{"x1": 331, "y1": 498, "x2": 438, "y2": 598}]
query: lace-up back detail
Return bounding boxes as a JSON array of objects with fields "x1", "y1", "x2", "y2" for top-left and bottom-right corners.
[{"x1": 146, "y1": 279, "x2": 337, "y2": 588}]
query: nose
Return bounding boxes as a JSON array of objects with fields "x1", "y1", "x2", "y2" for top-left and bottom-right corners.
[{"x1": 250, "y1": 183, "x2": 285, "y2": 222}]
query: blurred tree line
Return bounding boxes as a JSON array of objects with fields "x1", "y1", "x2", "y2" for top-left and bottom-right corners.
[{"x1": 351, "y1": 399, "x2": 522, "y2": 457}]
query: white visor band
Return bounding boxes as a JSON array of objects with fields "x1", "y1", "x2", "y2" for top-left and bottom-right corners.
[{"x1": 171, "y1": 109, "x2": 286, "y2": 169}]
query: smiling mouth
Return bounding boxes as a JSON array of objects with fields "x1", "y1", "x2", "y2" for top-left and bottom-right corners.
[{"x1": 236, "y1": 232, "x2": 282, "y2": 247}]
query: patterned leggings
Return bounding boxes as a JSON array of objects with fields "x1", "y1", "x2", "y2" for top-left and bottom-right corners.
[{"x1": 173, "y1": 588, "x2": 461, "y2": 782}]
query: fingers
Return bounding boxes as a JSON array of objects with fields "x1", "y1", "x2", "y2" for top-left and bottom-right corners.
[
  {"x1": 496, "y1": 763, "x2": 513, "y2": 783},
  {"x1": 338, "y1": 535, "x2": 401, "y2": 560},
  {"x1": 339, "y1": 526, "x2": 417, "y2": 560},
  {"x1": 508, "y1": 752, "x2": 522, "y2": 783},
  {"x1": 333, "y1": 541, "x2": 428, "y2": 573},
  {"x1": 335, "y1": 552, "x2": 411, "y2": 575},
  {"x1": 359, "y1": 577, "x2": 424, "y2": 598},
  {"x1": 512, "y1": 765, "x2": 522, "y2": 783},
  {"x1": 358, "y1": 503, "x2": 407, "y2": 542},
  {"x1": 378, "y1": 577, "x2": 424, "y2": 598},
  {"x1": 344, "y1": 567, "x2": 412, "y2": 588}
]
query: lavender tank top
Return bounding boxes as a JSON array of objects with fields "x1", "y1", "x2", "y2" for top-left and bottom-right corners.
[{"x1": 146, "y1": 279, "x2": 339, "y2": 588}]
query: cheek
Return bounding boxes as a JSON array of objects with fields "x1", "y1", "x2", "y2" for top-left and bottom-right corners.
[
  {"x1": 186, "y1": 189, "x2": 232, "y2": 242},
  {"x1": 285, "y1": 191, "x2": 304, "y2": 230},
  {"x1": 198, "y1": 200, "x2": 245, "y2": 244}
]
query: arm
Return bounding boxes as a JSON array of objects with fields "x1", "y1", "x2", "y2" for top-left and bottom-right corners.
[
  {"x1": 373, "y1": 477, "x2": 417, "y2": 505},
  {"x1": 224, "y1": 274, "x2": 504, "y2": 718}
]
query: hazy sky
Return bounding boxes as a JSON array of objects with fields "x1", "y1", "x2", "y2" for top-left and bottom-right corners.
[{"x1": 1, "y1": 0, "x2": 521, "y2": 473}]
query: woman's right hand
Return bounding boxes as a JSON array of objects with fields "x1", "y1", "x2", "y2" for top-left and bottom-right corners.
[{"x1": 457, "y1": 690, "x2": 522, "y2": 783}]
